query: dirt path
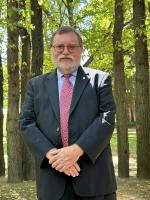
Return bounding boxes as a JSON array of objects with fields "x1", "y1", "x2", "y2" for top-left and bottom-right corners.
[
  {"x1": 0, "y1": 176, "x2": 150, "y2": 200},
  {"x1": 0, "y1": 156, "x2": 150, "y2": 199},
  {"x1": 117, "y1": 177, "x2": 150, "y2": 200}
]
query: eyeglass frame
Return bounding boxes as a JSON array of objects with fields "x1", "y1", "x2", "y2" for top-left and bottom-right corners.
[{"x1": 51, "y1": 44, "x2": 82, "y2": 53}]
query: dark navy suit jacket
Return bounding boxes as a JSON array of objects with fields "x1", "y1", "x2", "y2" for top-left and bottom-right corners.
[{"x1": 19, "y1": 66, "x2": 117, "y2": 200}]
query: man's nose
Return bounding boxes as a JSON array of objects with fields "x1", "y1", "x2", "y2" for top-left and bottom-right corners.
[{"x1": 62, "y1": 46, "x2": 70, "y2": 54}]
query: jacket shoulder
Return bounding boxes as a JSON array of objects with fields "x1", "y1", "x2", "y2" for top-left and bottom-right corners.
[
  {"x1": 30, "y1": 72, "x2": 51, "y2": 81},
  {"x1": 28, "y1": 71, "x2": 54, "y2": 85},
  {"x1": 82, "y1": 67, "x2": 110, "y2": 77}
]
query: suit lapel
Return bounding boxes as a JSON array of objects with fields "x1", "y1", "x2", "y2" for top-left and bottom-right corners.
[
  {"x1": 45, "y1": 70, "x2": 60, "y2": 122},
  {"x1": 70, "y1": 67, "x2": 90, "y2": 115},
  {"x1": 45, "y1": 67, "x2": 90, "y2": 121}
]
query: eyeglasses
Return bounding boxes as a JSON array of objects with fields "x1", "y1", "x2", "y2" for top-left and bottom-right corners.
[{"x1": 51, "y1": 44, "x2": 82, "y2": 53}]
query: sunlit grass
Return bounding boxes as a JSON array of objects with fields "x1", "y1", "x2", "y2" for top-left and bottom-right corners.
[{"x1": 111, "y1": 129, "x2": 136, "y2": 159}]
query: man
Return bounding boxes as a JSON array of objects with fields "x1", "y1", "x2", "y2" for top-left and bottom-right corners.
[{"x1": 19, "y1": 26, "x2": 117, "y2": 200}]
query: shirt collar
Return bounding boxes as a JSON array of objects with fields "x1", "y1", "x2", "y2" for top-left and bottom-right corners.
[{"x1": 57, "y1": 69, "x2": 77, "y2": 79}]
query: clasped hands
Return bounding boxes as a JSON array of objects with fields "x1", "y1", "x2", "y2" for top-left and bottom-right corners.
[{"x1": 46, "y1": 144, "x2": 84, "y2": 177}]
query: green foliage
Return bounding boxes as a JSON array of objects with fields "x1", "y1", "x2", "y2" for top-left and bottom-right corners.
[
  {"x1": 0, "y1": 0, "x2": 7, "y2": 27},
  {"x1": 0, "y1": 0, "x2": 7, "y2": 45},
  {"x1": 18, "y1": 0, "x2": 33, "y2": 33},
  {"x1": 79, "y1": 0, "x2": 114, "y2": 72},
  {"x1": 2, "y1": 0, "x2": 150, "y2": 74},
  {"x1": 1, "y1": 0, "x2": 150, "y2": 106}
]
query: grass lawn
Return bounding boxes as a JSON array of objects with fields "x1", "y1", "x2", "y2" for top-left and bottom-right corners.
[
  {"x1": 111, "y1": 129, "x2": 137, "y2": 159},
  {"x1": 111, "y1": 129, "x2": 137, "y2": 177}
]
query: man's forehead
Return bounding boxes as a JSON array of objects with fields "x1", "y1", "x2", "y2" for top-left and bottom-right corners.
[{"x1": 53, "y1": 32, "x2": 79, "y2": 41}]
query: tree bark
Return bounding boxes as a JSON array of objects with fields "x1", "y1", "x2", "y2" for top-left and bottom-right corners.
[
  {"x1": 7, "y1": 0, "x2": 23, "y2": 182},
  {"x1": 66, "y1": 0, "x2": 74, "y2": 26},
  {"x1": 0, "y1": 54, "x2": 5, "y2": 176},
  {"x1": 133, "y1": 0, "x2": 150, "y2": 178},
  {"x1": 130, "y1": 101, "x2": 135, "y2": 122},
  {"x1": 148, "y1": 0, "x2": 150, "y2": 13},
  {"x1": 113, "y1": 0, "x2": 129, "y2": 177},
  {"x1": 21, "y1": 30, "x2": 35, "y2": 180},
  {"x1": 31, "y1": 0, "x2": 43, "y2": 77},
  {"x1": 18, "y1": 0, "x2": 35, "y2": 181}
]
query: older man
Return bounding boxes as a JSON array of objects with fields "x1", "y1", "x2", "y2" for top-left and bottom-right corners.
[{"x1": 19, "y1": 26, "x2": 117, "y2": 200}]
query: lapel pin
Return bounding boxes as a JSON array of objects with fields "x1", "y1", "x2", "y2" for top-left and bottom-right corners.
[{"x1": 83, "y1": 77, "x2": 85, "y2": 79}]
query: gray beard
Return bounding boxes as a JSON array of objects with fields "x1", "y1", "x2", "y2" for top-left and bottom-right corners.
[{"x1": 52, "y1": 59, "x2": 80, "y2": 74}]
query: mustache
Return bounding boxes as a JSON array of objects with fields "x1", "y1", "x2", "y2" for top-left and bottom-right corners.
[{"x1": 58, "y1": 56, "x2": 73, "y2": 60}]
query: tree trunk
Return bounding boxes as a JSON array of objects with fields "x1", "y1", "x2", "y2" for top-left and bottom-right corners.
[
  {"x1": 7, "y1": 0, "x2": 23, "y2": 182},
  {"x1": 133, "y1": 0, "x2": 150, "y2": 178},
  {"x1": 113, "y1": 0, "x2": 129, "y2": 177},
  {"x1": 130, "y1": 101, "x2": 135, "y2": 122},
  {"x1": 148, "y1": 0, "x2": 150, "y2": 13},
  {"x1": 20, "y1": 29, "x2": 30, "y2": 106},
  {"x1": 19, "y1": 0, "x2": 35, "y2": 181},
  {"x1": 31, "y1": 0, "x2": 43, "y2": 77},
  {"x1": 0, "y1": 54, "x2": 5, "y2": 176},
  {"x1": 21, "y1": 30, "x2": 35, "y2": 180},
  {"x1": 66, "y1": 0, "x2": 74, "y2": 26}
]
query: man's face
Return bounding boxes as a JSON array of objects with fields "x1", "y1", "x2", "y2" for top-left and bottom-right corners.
[{"x1": 51, "y1": 32, "x2": 83, "y2": 74}]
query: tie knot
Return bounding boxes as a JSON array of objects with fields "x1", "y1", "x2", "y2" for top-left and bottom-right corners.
[{"x1": 63, "y1": 74, "x2": 72, "y2": 78}]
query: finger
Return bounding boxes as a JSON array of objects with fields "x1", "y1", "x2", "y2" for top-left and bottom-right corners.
[
  {"x1": 69, "y1": 169, "x2": 78, "y2": 177},
  {"x1": 55, "y1": 166, "x2": 71, "y2": 176},
  {"x1": 50, "y1": 149, "x2": 60, "y2": 155},
  {"x1": 74, "y1": 163, "x2": 80, "y2": 172},
  {"x1": 51, "y1": 159, "x2": 66, "y2": 169},
  {"x1": 69, "y1": 166, "x2": 79, "y2": 177},
  {"x1": 58, "y1": 165, "x2": 68, "y2": 172},
  {"x1": 50, "y1": 152, "x2": 65, "y2": 161},
  {"x1": 49, "y1": 156, "x2": 58, "y2": 164},
  {"x1": 64, "y1": 170, "x2": 71, "y2": 176},
  {"x1": 49, "y1": 148, "x2": 57, "y2": 153},
  {"x1": 55, "y1": 160, "x2": 74, "y2": 171},
  {"x1": 51, "y1": 160, "x2": 60, "y2": 168},
  {"x1": 49, "y1": 154, "x2": 61, "y2": 164},
  {"x1": 55, "y1": 163, "x2": 66, "y2": 171},
  {"x1": 56, "y1": 161, "x2": 74, "y2": 172},
  {"x1": 50, "y1": 151, "x2": 58, "y2": 156}
]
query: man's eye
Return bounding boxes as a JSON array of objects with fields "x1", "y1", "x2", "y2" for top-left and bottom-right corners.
[
  {"x1": 57, "y1": 45, "x2": 64, "y2": 49},
  {"x1": 69, "y1": 45, "x2": 75, "y2": 49}
]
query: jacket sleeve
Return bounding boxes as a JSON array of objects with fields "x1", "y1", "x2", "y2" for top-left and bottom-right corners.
[
  {"x1": 75, "y1": 73, "x2": 116, "y2": 164},
  {"x1": 19, "y1": 79, "x2": 55, "y2": 167}
]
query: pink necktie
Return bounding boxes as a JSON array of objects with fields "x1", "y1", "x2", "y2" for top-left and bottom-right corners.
[{"x1": 60, "y1": 75, "x2": 73, "y2": 146}]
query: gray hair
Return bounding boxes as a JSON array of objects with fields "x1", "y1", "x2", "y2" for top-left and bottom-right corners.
[{"x1": 50, "y1": 26, "x2": 83, "y2": 47}]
